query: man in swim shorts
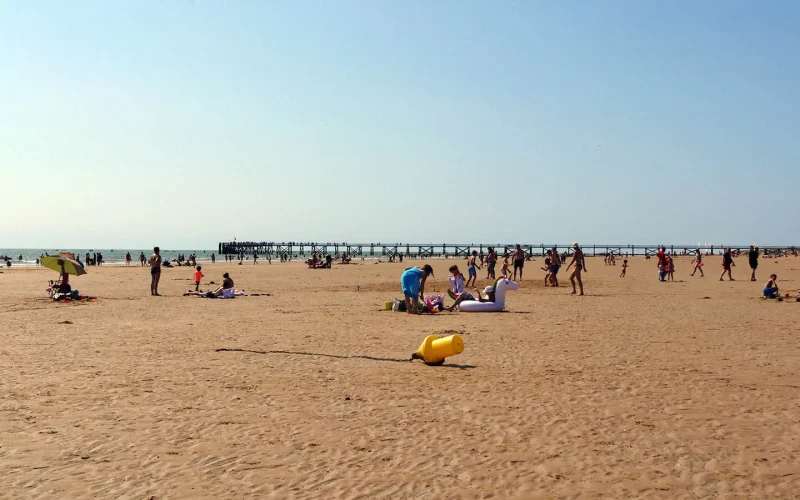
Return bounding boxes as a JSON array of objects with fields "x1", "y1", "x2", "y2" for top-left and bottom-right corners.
[
  {"x1": 512, "y1": 244, "x2": 525, "y2": 281},
  {"x1": 150, "y1": 246, "x2": 162, "y2": 296},
  {"x1": 400, "y1": 264, "x2": 434, "y2": 314},
  {"x1": 549, "y1": 247, "x2": 561, "y2": 286}
]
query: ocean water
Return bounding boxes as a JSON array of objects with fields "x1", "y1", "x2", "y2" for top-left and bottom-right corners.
[{"x1": 0, "y1": 249, "x2": 217, "y2": 266}]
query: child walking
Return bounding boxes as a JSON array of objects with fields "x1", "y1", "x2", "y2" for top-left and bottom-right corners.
[
  {"x1": 667, "y1": 255, "x2": 675, "y2": 281},
  {"x1": 466, "y1": 251, "x2": 481, "y2": 288},
  {"x1": 501, "y1": 253, "x2": 512, "y2": 278},
  {"x1": 690, "y1": 249, "x2": 704, "y2": 277},
  {"x1": 620, "y1": 259, "x2": 628, "y2": 278},
  {"x1": 194, "y1": 266, "x2": 204, "y2": 291}
]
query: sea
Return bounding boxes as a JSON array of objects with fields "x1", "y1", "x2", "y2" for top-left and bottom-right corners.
[{"x1": 0, "y1": 249, "x2": 219, "y2": 267}]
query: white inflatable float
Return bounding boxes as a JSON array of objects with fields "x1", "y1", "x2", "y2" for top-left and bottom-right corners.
[{"x1": 455, "y1": 277, "x2": 519, "y2": 312}]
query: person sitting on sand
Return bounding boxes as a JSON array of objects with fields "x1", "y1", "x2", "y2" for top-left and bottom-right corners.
[
  {"x1": 56, "y1": 260, "x2": 71, "y2": 293},
  {"x1": 400, "y1": 264, "x2": 434, "y2": 315},
  {"x1": 763, "y1": 274, "x2": 779, "y2": 299},
  {"x1": 475, "y1": 285, "x2": 496, "y2": 303},
  {"x1": 446, "y1": 265, "x2": 477, "y2": 311},
  {"x1": 185, "y1": 273, "x2": 236, "y2": 298}
]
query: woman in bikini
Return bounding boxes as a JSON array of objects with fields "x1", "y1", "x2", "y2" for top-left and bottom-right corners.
[
  {"x1": 565, "y1": 242, "x2": 586, "y2": 295},
  {"x1": 690, "y1": 249, "x2": 704, "y2": 277}
]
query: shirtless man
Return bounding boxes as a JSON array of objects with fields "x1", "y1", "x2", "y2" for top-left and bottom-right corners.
[
  {"x1": 565, "y1": 242, "x2": 586, "y2": 295},
  {"x1": 150, "y1": 246, "x2": 162, "y2": 296},
  {"x1": 486, "y1": 247, "x2": 497, "y2": 280},
  {"x1": 550, "y1": 247, "x2": 561, "y2": 286},
  {"x1": 512, "y1": 244, "x2": 525, "y2": 281}
]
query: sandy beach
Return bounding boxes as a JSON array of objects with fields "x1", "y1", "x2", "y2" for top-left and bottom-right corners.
[{"x1": 1, "y1": 256, "x2": 799, "y2": 498}]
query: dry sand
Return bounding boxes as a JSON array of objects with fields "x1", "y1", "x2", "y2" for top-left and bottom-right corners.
[{"x1": 1, "y1": 256, "x2": 799, "y2": 498}]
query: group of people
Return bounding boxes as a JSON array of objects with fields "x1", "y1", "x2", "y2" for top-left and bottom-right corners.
[
  {"x1": 306, "y1": 253, "x2": 332, "y2": 268},
  {"x1": 397, "y1": 243, "x2": 590, "y2": 313}
]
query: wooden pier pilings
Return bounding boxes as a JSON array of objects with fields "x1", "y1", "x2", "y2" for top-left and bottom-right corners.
[{"x1": 218, "y1": 242, "x2": 796, "y2": 259}]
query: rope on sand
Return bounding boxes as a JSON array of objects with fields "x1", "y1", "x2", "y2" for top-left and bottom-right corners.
[{"x1": 215, "y1": 347, "x2": 409, "y2": 363}]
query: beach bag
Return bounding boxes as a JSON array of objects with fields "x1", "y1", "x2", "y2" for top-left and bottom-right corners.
[{"x1": 222, "y1": 288, "x2": 236, "y2": 299}]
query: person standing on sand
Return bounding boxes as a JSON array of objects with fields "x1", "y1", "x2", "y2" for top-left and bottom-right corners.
[
  {"x1": 253, "y1": 252, "x2": 259, "y2": 265},
  {"x1": 550, "y1": 247, "x2": 561, "y2": 286},
  {"x1": 748, "y1": 245, "x2": 759, "y2": 281},
  {"x1": 400, "y1": 264, "x2": 434, "y2": 315},
  {"x1": 512, "y1": 244, "x2": 525, "y2": 281},
  {"x1": 690, "y1": 249, "x2": 704, "y2": 277},
  {"x1": 150, "y1": 246, "x2": 162, "y2": 296},
  {"x1": 719, "y1": 248, "x2": 735, "y2": 281},
  {"x1": 486, "y1": 247, "x2": 497, "y2": 280},
  {"x1": 566, "y1": 242, "x2": 586, "y2": 295},
  {"x1": 211, "y1": 253, "x2": 216, "y2": 264},
  {"x1": 466, "y1": 251, "x2": 481, "y2": 288},
  {"x1": 139, "y1": 252, "x2": 146, "y2": 266}
]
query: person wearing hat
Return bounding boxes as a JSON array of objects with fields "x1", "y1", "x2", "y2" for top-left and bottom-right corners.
[
  {"x1": 565, "y1": 242, "x2": 587, "y2": 295},
  {"x1": 400, "y1": 264, "x2": 434, "y2": 314},
  {"x1": 476, "y1": 285, "x2": 496, "y2": 303}
]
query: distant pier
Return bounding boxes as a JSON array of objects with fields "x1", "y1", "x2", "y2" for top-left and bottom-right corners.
[{"x1": 218, "y1": 242, "x2": 796, "y2": 258}]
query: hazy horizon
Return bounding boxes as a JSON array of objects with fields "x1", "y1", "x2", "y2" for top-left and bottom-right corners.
[{"x1": 2, "y1": 1, "x2": 798, "y2": 248}]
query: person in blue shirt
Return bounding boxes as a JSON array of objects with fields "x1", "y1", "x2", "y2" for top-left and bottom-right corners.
[{"x1": 400, "y1": 264, "x2": 434, "y2": 314}]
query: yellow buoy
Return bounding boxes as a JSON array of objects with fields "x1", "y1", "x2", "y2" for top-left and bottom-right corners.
[{"x1": 410, "y1": 334, "x2": 464, "y2": 366}]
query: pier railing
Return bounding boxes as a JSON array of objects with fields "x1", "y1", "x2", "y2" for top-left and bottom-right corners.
[{"x1": 218, "y1": 242, "x2": 797, "y2": 259}]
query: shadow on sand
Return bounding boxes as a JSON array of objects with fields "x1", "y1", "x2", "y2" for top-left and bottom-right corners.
[{"x1": 215, "y1": 348, "x2": 476, "y2": 369}]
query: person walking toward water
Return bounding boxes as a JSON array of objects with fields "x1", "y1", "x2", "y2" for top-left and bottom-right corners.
[
  {"x1": 566, "y1": 242, "x2": 586, "y2": 295},
  {"x1": 719, "y1": 248, "x2": 735, "y2": 281},
  {"x1": 512, "y1": 244, "x2": 525, "y2": 281},
  {"x1": 125, "y1": 252, "x2": 131, "y2": 266},
  {"x1": 150, "y1": 247, "x2": 162, "y2": 296},
  {"x1": 690, "y1": 249, "x2": 704, "y2": 277},
  {"x1": 253, "y1": 253, "x2": 259, "y2": 265},
  {"x1": 466, "y1": 251, "x2": 480, "y2": 288},
  {"x1": 400, "y1": 264, "x2": 434, "y2": 315},
  {"x1": 749, "y1": 245, "x2": 759, "y2": 281}
]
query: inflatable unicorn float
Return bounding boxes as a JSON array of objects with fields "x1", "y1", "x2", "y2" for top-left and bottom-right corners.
[{"x1": 447, "y1": 275, "x2": 519, "y2": 312}]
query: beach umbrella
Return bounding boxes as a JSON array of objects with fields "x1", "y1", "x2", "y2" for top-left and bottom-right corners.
[{"x1": 40, "y1": 253, "x2": 87, "y2": 277}]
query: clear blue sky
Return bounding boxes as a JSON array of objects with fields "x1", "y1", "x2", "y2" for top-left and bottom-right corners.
[{"x1": 2, "y1": 1, "x2": 798, "y2": 248}]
